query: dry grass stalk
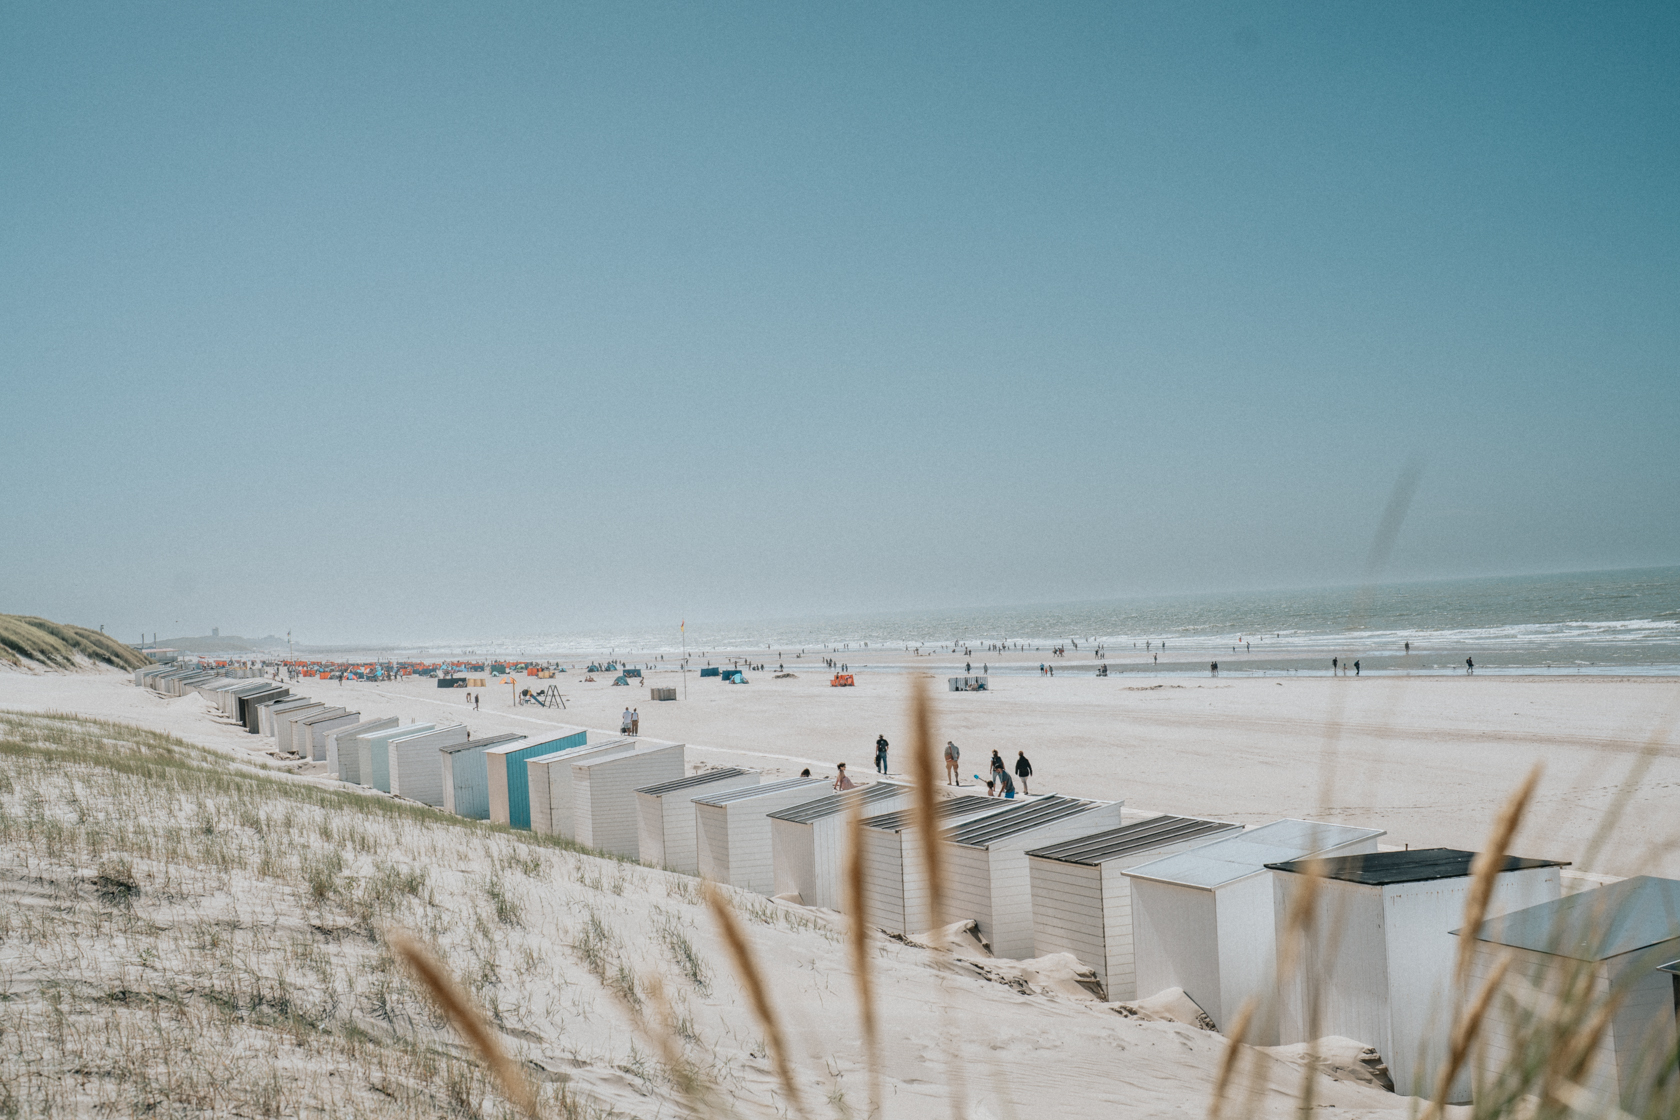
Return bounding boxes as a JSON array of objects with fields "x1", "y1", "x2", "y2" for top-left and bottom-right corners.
[
  {"x1": 1276, "y1": 857, "x2": 1326, "y2": 1120},
  {"x1": 386, "y1": 926, "x2": 539, "y2": 1118},
  {"x1": 907, "y1": 675, "x2": 945, "y2": 943},
  {"x1": 1207, "y1": 997, "x2": 1256, "y2": 1120},
  {"x1": 703, "y1": 880, "x2": 809, "y2": 1120},
  {"x1": 844, "y1": 797, "x2": 883, "y2": 1118},
  {"x1": 635, "y1": 973, "x2": 726, "y2": 1118},
  {"x1": 1456, "y1": 765, "x2": 1542, "y2": 987},
  {"x1": 1420, "y1": 951, "x2": 1510, "y2": 1120}
]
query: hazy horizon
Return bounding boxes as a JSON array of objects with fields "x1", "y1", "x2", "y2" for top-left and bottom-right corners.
[
  {"x1": 4, "y1": 4, "x2": 1675, "y2": 643},
  {"x1": 123, "y1": 562, "x2": 1679, "y2": 652}
]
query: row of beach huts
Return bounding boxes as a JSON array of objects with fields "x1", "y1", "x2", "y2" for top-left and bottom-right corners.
[{"x1": 138, "y1": 663, "x2": 1680, "y2": 1111}]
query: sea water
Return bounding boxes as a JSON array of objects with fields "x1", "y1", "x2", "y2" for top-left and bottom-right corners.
[{"x1": 395, "y1": 566, "x2": 1680, "y2": 676}]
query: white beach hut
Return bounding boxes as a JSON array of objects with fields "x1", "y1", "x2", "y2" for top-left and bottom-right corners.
[
  {"x1": 358, "y1": 723, "x2": 436, "y2": 792},
  {"x1": 280, "y1": 702, "x2": 335, "y2": 753},
  {"x1": 297, "y1": 707, "x2": 358, "y2": 760},
  {"x1": 573, "y1": 741, "x2": 687, "y2": 858},
  {"x1": 441, "y1": 734, "x2": 525, "y2": 819},
  {"x1": 637, "y1": 769, "x2": 759, "y2": 873},
  {"x1": 528, "y1": 737, "x2": 636, "y2": 838},
  {"x1": 769, "y1": 781, "x2": 912, "y2": 909},
  {"x1": 1124, "y1": 818, "x2": 1385, "y2": 1039},
  {"x1": 238, "y1": 685, "x2": 288, "y2": 733},
  {"x1": 857, "y1": 795, "x2": 1003, "y2": 936},
  {"x1": 289, "y1": 706, "x2": 346, "y2": 756},
  {"x1": 695, "y1": 778, "x2": 829, "y2": 894},
  {"x1": 941, "y1": 795, "x2": 1126, "y2": 959},
  {"x1": 387, "y1": 725, "x2": 470, "y2": 806},
  {"x1": 1270, "y1": 848, "x2": 1565, "y2": 1101},
  {"x1": 1465, "y1": 875, "x2": 1680, "y2": 1116},
  {"x1": 488, "y1": 731, "x2": 588, "y2": 829},
  {"x1": 1027, "y1": 815, "x2": 1244, "y2": 1000},
  {"x1": 326, "y1": 716, "x2": 397, "y2": 781},
  {"x1": 259, "y1": 695, "x2": 313, "y2": 737},
  {"x1": 270, "y1": 700, "x2": 326, "y2": 750}
]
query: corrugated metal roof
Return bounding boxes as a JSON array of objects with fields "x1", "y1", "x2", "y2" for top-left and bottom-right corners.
[
  {"x1": 1659, "y1": 959, "x2": 1679, "y2": 976},
  {"x1": 861, "y1": 795, "x2": 997, "y2": 833},
  {"x1": 389, "y1": 724, "x2": 457, "y2": 741},
  {"x1": 440, "y1": 733, "x2": 525, "y2": 754},
  {"x1": 1123, "y1": 818, "x2": 1386, "y2": 890},
  {"x1": 526, "y1": 736, "x2": 632, "y2": 764},
  {"x1": 947, "y1": 795, "x2": 1103, "y2": 847},
  {"x1": 1465, "y1": 875, "x2": 1680, "y2": 961},
  {"x1": 694, "y1": 777, "x2": 825, "y2": 807},
  {"x1": 637, "y1": 767, "x2": 753, "y2": 796},
  {"x1": 488, "y1": 730, "x2": 587, "y2": 755},
  {"x1": 768, "y1": 781, "x2": 908, "y2": 824},
  {"x1": 1027, "y1": 815, "x2": 1243, "y2": 866},
  {"x1": 1269, "y1": 847, "x2": 1566, "y2": 886},
  {"x1": 298, "y1": 708, "x2": 352, "y2": 724}
]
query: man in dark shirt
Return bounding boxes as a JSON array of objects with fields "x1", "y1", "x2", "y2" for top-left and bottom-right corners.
[{"x1": 1014, "y1": 751, "x2": 1033, "y2": 795}]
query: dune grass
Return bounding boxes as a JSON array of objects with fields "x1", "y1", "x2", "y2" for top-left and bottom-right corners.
[{"x1": 0, "y1": 614, "x2": 151, "y2": 671}]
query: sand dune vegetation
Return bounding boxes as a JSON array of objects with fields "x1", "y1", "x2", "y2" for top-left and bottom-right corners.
[
  {"x1": 0, "y1": 615, "x2": 151, "y2": 672},
  {"x1": 0, "y1": 705, "x2": 1432, "y2": 1119}
]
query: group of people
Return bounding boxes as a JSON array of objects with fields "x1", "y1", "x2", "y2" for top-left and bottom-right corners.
[
  {"x1": 831, "y1": 735, "x2": 1036, "y2": 799},
  {"x1": 619, "y1": 707, "x2": 640, "y2": 734}
]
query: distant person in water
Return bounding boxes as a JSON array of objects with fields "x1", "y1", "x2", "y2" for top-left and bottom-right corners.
[
  {"x1": 1353, "y1": 660, "x2": 1360, "y2": 676},
  {"x1": 1211, "y1": 662, "x2": 1219, "y2": 676},
  {"x1": 1466, "y1": 657, "x2": 1474, "y2": 674},
  {"x1": 1332, "y1": 657, "x2": 1338, "y2": 675}
]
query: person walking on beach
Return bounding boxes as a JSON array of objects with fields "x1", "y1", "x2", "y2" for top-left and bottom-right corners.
[
  {"x1": 621, "y1": 707, "x2": 632, "y2": 734},
  {"x1": 474, "y1": 693, "x2": 480, "y2": 711},
  {"x1": 833, "y1": 763, "x2": 856, "y2": 791},
  {"x1": 1211, "y1": 662, "x2": 1219, "y2": 677},
  {"x1": 1353, "y1": 661, "x2": 1360, "y2": 676},
  {"x1": 1331, "y1": 657, "x2": 1338, "y2": 675},
  {"x1": 631, "y1": 708, "x2": 640, "y2": 734},
  {"x1": 1466, "y1": 657, "x2": 1474, "y2": 674},
  {"x1": 1014, "y1": 751, "x2": 1033, "y2": 795},
  {"x1": 875, "y1": 734, "x2": 889, "y2": 774},
  {"x1": 944, "y1": 740, "x2": 960, "y2": 784}
]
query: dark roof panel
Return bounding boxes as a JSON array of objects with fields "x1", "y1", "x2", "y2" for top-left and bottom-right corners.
[
  {"x1": 637, "y1": 767, "x2": 753, "y2": 796},
  {"x1": 1268, "y1": 847, "x2": 1565, "y2": 886},
  {"x1": 862, "y1": 795, "x2": 997, "y2": 833},
  {"x1": 1028, "y1": 815, "x2": 1243, "y2": 865},
  {"x1": 948, "y1": 796, "x2": 1102, "y2": 847},
  {"x1": 769, "y1": 781, "x2": 909, "y2": 824}
]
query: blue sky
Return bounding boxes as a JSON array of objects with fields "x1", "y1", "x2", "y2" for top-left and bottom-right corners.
[{"x1": 2, "y1": 2, "x2": 1676, "y2": 643}]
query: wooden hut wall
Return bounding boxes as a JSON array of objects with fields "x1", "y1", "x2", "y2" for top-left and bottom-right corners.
[
  {"x1": 388, "y1": 726, "x2": 469, "y2": 806},
  {"x1": 528, "y1": 738, "x2": 634, "y2": 837},
  {"x1": 487, "y1": 732, "x2": 589, "y2": 828},
  {"x1": 635, "y1": 770, "x2": 759, "y2": 873},
  {"x1": 573, "y1": 743, "x2": 685, "y2": 858},
  {"x1": 327, "y1": 717, "x2": 397, "y2": 782}
]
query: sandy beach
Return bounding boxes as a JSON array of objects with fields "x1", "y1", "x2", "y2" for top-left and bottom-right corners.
[{"x1": 6, "y1": 659, "x2": 1676, "y2": 880}]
